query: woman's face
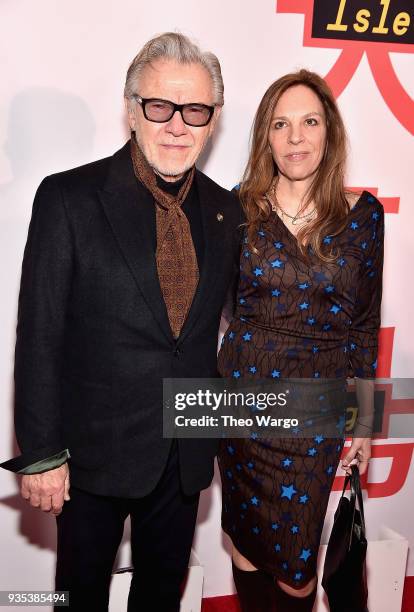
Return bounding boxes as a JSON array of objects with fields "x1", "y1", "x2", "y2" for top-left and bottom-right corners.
[{"x1": 268, "y1": 84, "x2": 327, "y2": 184}]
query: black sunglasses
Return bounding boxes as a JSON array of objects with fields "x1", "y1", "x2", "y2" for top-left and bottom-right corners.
[{"x1": 133, "y1": 94, "x2": 215, "y2": 127}]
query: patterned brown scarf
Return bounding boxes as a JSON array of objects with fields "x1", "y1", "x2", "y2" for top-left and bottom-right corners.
[{"x1": 130, "y1": 134, "x2": 199, "y2": 338}]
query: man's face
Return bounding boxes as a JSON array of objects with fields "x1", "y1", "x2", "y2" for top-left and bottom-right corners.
[{"x1": 126, "y1": 59, "x2": 220, "y2": 182}]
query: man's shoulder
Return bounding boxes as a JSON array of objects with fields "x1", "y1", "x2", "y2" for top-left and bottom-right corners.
[
  {"x1": 195, "y1": 169, "x2": 239, "y2": 208},
  {"x1": 46, "y1": 153, "x2": 112, "y2": 193},
  {"x1": 44, "y1": 141, "x2": 130, "y2": 196}
]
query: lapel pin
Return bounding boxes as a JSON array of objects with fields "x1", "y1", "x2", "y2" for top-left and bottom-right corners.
[{"x1": 217, "y1": 213, "x2": 224, "y2": 222}]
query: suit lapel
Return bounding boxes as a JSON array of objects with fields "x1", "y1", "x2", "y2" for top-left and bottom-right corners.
[
  {"x1": 98, "y1": 142, "x2": 173, "y2": 343},
  {"x1": 98, "y1": 144, "x2": 229, "y2": 345},
  {"x1": 177, "y1": 170, "x2": 227, "y2": 344}
]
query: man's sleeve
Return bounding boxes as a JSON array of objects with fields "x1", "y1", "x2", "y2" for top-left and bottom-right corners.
[
  {"x1": 0, "y1": 175, "x2": 74, "y2": 472},
  {"x1": 1, "y1": 449, "x2": 70, "y2": 474},
  {"x1": 221, "y1": 189, "x2": 244, "y2": 323}
]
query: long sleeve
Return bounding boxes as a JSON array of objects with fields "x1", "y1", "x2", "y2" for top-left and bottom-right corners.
[
  {"x1": 0, "y1": 175, "x2": 74, "y2": 472},
  {"x1": 348, "y1": 197, "x2": 384, "y2": 436}
]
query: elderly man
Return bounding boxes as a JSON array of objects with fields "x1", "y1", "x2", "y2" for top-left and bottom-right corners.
[{"x1": 1, "y1": 33, "x2": 239, "y2": 611}]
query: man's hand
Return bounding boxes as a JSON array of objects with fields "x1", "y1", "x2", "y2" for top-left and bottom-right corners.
[
  {"x1": 21, "y1": 463, "x2": 70, "y2": 515},
  {"x1": 341, "y1": 437, "x2": 372, "y2": 476}
]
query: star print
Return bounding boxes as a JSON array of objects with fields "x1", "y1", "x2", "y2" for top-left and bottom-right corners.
[
  {"x1": 330, "y1": 304, "x2": 341, "y2": 314},
  {"x1": 239, "y1": 298, "x2": 246, "y2": 305},
  {"x1": 298, "y1": 282, "x2": 309, "y2": 290},
  {"x1": 307, "y1": 317, "x2": 316, "y2": 326},
  {"x1": 243, "y1": 250, "x2": 250, "y2": 258},
  {"x1": 243, "y1": 332, "x2": 252, "y2": 341},
  {"x1": 361, "y1": 241, "x2": 367, "y2": 250},
  {"x1": 299, "y1": 301, "x2": 309, "y2": 310},
  {"x1": 232, "y1": 370, "x2": 241, "y2": 379},
  {"x1": 294, "y1": 572, "x2": 303, "y2": 581},
  {"x1": 314, "y1": 435, "x2": 324, "y2": 444},
  {"x1": 274, "y1": 241, "x2": 284, "y2": 249},
  {"x1": 299, "y1": 549, "x2": 312, "y2": 562},
  {"x1": 227, "y1": 445, "x2": 235, "y2": 455},
  {"x1": 249, "y1": 366, "x2": 257, "y2": 374},
  {"x1": 253, "y1": 267, "x2": 263, "y2": 277},
  {"x1": 323, "y1": 323, "x2": 331, "y2": 331},
  {"x1": 271, "y1": 259, "x2": 284, "y2": 268},
  {"x1": 326, "y1": 465, "x2": 334, "y2": 475},
  {"x1": 247, "y1": 462, "x2": 254, "y2": 469},
  {"x1": 314, "y1": 372, "x2": 320, "y2": 378},
  {"x1": 368, "y1": 195, "x2": 375, "y2": 203},
  {"x1": 271, "y1": 288, "x2": 281, "y2": 297},
  {"x1": 282, "y1": 457, "x2": 293, "y2": 467},
  {"x1": 229, "y1": 332, "x2": 235, "y2": 340},
  {"x1": 282, "y1": 562, "x2": 288, "y2": 570},
  {"x1": 271, "y1": 522, "x2": 279, "y2": 531},
  {"x1": 274, "y1": 543, "x2": 281, "y2": 552},
  {"x1": 226, "y1": 470, "x2": 232, "y2": 479},
  {"x1": 281, "y1": 484, "x2": 297, "y2": 500},
  {"x1": 312, "y1": 346, "x2": 319, "y2": 354},
  {"x1": 350, "y1": 221, "x2": 359, "y2": 230},
  {"x1": 323, "y1": 236, "x2": 332, "y2": 244},
  {"x1": 258, "y1": 230, "x2": 265, "y2": 237},
  {"x1": 307, "y1": 447, "x2": 317, "y2": 456},
  {"x1": 250, "y1": 496, "x2": 259, "y2": 506},
  {"x1": 325, "y1": 285, "x2": 334, "y2": 293},
  {"x1": 299, "y1": 494, "x2": 309, "y2": 504},
  {"x1": 313, "y1": 271, "x2": 328, "y2": 282},
  {"x1": 291, "y1": 525, "x2": 299, "y2": 534},
  {"x1": 372, "y1": 211, "x2": 379, "y2": 220},
  {"x1": 252, "y1": 526, "x2": 260, "y2": 534},
  {"x1": 337, "y1": 258, "x2": 346, "y2": 267},
  {"x1": 271, "y1": 370, "x2": 280, "y2": 378}
]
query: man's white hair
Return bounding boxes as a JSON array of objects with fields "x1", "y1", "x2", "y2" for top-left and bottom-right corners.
[{"x1": 124, "y1": 32, "x2": 224, "y2": 106}]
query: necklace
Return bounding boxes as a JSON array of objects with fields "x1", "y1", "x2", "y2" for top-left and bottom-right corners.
[{"x1": 266, "y1": 183, "x2": 316, "y2": 226}]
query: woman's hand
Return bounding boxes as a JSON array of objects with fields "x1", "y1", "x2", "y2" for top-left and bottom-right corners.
[{"x1": 341, "y1": 437, "x2": 371, "y2": 476}]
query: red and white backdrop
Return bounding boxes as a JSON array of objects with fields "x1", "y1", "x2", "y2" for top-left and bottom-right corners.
[{"x1": 0, "y1": 0, "x2": 413, "y2": 609}]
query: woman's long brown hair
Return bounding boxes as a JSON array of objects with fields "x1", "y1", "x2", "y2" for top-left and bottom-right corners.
[{"x1": 240, "y1": 69, "x2": 353, "y2": 261}]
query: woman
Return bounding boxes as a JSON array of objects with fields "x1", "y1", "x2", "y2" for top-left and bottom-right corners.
[{"x1": 218, "y1": 70, "x2": 384, "y2": 611}]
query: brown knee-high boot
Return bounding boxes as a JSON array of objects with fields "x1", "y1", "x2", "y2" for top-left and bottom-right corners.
[
  {"x1": 232, "y1": 561, "x2": 275, "y2": 611},
  {"x1": 273, "y1": 578, "x2": 317, "y2": 611}
]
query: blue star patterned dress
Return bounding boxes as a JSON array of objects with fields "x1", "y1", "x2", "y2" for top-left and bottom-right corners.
[{"x1": 217, "y1": 191, "x2": 384, "y2": 587}]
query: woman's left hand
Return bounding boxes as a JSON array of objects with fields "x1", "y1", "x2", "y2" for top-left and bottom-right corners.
[{"x1": 341, "y1": 437, "x2": 371, "y2": 476}]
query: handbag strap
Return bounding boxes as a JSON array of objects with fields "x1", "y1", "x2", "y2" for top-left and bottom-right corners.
[
  {"x1": 351, "y1": 464, "x2": 366, "y2": 534},
  {"x1": 342, "y1": 465, "x2": 366, "y2": 551}
]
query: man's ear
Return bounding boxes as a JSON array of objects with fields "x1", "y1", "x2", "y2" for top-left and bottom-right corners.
[{"x1": 124, "y1": 97, "x2": 136, "y2": 131}]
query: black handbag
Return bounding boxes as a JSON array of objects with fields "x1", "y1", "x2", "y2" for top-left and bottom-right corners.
[{"x1": 322, "y1": 464, "x2": 369, "y2": 612}]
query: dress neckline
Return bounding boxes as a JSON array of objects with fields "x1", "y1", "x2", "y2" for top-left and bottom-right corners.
[{"x1": 271, "y1": 190, "x2": 368, "y2": 246}]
